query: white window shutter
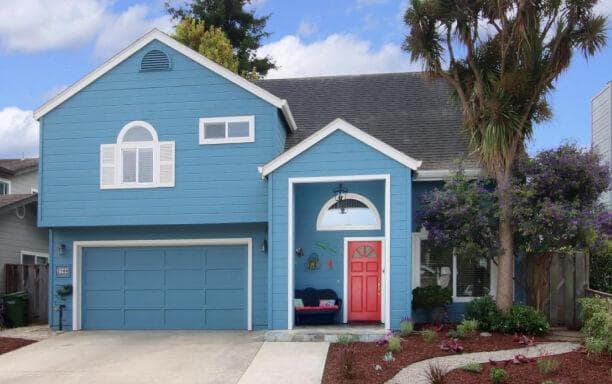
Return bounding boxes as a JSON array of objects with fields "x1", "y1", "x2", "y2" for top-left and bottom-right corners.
[
  {"x1": 158, "y1": 141, "x2": 175, "y2": 187},
  {"x1": 100, "y1": 144, "x2": 117, "y2": 188}
]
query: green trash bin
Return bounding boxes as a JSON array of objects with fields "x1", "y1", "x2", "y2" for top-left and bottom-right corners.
[{"x1": 3, "y1": 291, "x2": 29, "y2": 327}]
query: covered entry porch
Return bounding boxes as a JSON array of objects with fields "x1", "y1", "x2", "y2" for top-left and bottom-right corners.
[{"x1": 289, "y1": 177, "x2": 390, "y2": 329}]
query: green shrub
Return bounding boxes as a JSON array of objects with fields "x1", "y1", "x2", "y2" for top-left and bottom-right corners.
[
  {"x1": 450, "y1": 319, "x2": 480, "y2": 338},
  {"x1": 387, "y1": 335, "x2": 402, "y2": 353},
  {"x1": 462, "y1": 319, "x2": 479, "y2": 333},
  {"x1": 337, "y1": 334, "x2": 354, "y2": 345},
  {"x1": 461, "y1": 362, "x2": 483, "y2": 373},
  {"x1": 465, "y1": 296, "x2": 507, "y2": 332},
  {"x1": 585, "y1": 337, "x2": 607, "y2": 356},
  {"x1": 422, "y1": 329, "x2": 438, "y2": 343},
  {"x1": 412, "y1": 285, "x2": 452, "y2": 310},
  {"x1": 400, "y1": 320, "x2": 414, "y2": 337},
  {"x1": 507, "y1": 304, "x2": 550, "y2": 336},
  {"x1": 537, "y1": 359, "x2": 560, "y2": 375},
  {"x1": 489, "y1": 367, "x2": 508, "y2": 384},
  {"x1": 579, "y1": 296, "x2": 612, "y2": 351}
]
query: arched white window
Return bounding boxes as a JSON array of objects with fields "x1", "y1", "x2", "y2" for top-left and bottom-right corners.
[
  {"x1": 316, "y1": 193, "x2": 381, "y2": 231},
  {"x1": 117, "y1": 121, "x2": 158, "y2": 185},
  {"x1": 100, "y1": 121, "x2": 175, "y2": 189}
]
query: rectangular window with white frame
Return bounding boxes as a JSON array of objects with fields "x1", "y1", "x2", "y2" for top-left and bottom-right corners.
[
  {"x1": 199, "y1": 116, "x2": 255, "y2": 144},
  {"x1": 21, "y1": 251, "x2": 49, "y2": 265},
  {"x1": 412, "y1": 229, "x2": 496, "y2": 303}
]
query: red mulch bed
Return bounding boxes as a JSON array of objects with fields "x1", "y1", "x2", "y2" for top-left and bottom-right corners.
[
  {"x1": 0, "y1": 337, "x2": 36, "y2": 355},
  {"x1": 322, "y1": 332, "x2": 545, "y2": 384},
  {"x1": 445, "y1": 351, "x2": 611, "y2": 383}
]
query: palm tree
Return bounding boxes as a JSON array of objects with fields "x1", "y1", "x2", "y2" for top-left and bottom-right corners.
[{"x1": 403, "y1": 0, "x2": 607, "y2": 310}]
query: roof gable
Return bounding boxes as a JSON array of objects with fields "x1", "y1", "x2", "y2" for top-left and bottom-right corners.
[
  {"x1": 260, "y1": 118, "x2": 422, "y2": 176},
  {"x1": 34, "y1": 29, "x2": 297, "y2": 131}
]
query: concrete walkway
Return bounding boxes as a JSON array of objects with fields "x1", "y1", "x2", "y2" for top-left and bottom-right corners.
[
  {"x1": 0, "y1": 324, "x2": 53, "y2": 341},
  {"x1": 239, "y1": 342, "x2": 330, "y2": 384},
  {"x1": 387, "y1": 342, "x2": 580, "y2": 384}
]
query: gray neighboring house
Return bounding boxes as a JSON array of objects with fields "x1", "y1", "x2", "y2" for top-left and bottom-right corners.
[
  {"x1": 0, "y1": 158, "x2": 48, "y2": 293},
  {"x1": 592, "y1": 82, "x2": 612, "y2": 210}
]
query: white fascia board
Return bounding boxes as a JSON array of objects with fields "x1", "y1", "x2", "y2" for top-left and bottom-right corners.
[
  {"x1": 414, "y1": 168, "x2": 482, "y2": 181},
  {"x1": 260, "y1": 118, "x2": 422, "y2": 176},
  {"x1": 33, "y1": 29, "x2": 297, "y2": 132}
]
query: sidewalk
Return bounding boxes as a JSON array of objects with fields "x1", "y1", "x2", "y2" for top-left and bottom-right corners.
[{"x1": 239, "y1": 342, "x2": 330, "y2": 384}]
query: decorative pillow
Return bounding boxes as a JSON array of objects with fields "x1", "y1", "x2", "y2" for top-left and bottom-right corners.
[
  {"x1": 294, "y1": 298, "x2": 304, "y2": 308},
  {"x1": 319, "y1": 299, "x2": 335, "y2": 308}
]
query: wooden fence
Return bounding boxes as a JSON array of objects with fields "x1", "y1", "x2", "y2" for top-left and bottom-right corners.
[
  {"x1": 4, "y1": 264, "x2": 48, "y2": 324},
  {"x1": 545, "y1": 252, "x2": 588, "y2": 329}
]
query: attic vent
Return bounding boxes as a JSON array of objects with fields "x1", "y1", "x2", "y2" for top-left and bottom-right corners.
[{"x1": 140, "y1": 50, "x2": 171, "y2": 71}]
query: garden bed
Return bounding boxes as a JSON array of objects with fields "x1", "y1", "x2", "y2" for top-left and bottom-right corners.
[
  {"x1": 445, "y1": 351, "x2": 611, "y2": 383},
  {"x1": 322, "y1": 332, "x2": 544, "y2": 384},
  {"x1": 0, "y1": 337, "x2": 36, "y2": 355}
]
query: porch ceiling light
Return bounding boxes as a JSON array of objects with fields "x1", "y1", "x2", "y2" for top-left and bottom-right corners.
[{"x1": 334, "y1": 183, "x2": 349, "y2": 214}]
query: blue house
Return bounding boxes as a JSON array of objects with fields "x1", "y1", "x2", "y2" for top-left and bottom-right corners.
[{"x1": 36, "y1": 30, "x2": 490, "y2": 331}]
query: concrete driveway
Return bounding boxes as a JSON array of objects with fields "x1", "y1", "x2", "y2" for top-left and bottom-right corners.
[{"x1": 0, "y1": 331, "x2": 264, "y2": 384}]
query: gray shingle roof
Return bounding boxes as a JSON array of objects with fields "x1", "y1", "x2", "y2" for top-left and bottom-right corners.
[
  {"x1": 0, "y1": 194, "x2": 37, "y2": 214},
  {"x1": 0, "y1": 158, "x2": 38, "y2": 175},
  {"x1": 255, "y1": 72, "x2": 478, "y2": 170}
]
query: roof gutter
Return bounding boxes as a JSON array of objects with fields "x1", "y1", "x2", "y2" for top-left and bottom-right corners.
[{"x1": 280, "y1": 100, "x2": 298, "y2": 132}]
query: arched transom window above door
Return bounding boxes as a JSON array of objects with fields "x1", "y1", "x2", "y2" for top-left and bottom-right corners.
[
  {"x1": 316, "y1": 193, "x2": 381, "y2": 231},
  {"x1": 100, "y1": 121, "x2": 175, "y2": 189}
]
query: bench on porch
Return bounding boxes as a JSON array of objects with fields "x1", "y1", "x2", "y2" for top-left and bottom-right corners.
[{"x1": 294, "y1": 288, "x2": 342, "y2": 325}]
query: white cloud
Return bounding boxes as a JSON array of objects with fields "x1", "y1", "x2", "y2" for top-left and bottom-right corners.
[
  {"x1": 0, "y1": 0, "x2": 108, "y2": 52},
  {"x1": 258, "y1": 34, "x2": 421, "y2": 79},
  {"x1": 298, "y1": 21, "x2": 318, "y2": 37},
  {"x1": 0, "y1": 108, "x2": 39, "y2": 158},
  {"x1": 0, "y1": 1, "x2": 173, "y2": 57},
  {"x1": 94, "y1": 4, "x2": 173, "y2": 60}
]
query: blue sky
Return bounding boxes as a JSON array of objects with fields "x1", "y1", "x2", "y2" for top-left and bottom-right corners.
[{"x1": 0, "y1": 0, "x2": 610, "y2": 158}]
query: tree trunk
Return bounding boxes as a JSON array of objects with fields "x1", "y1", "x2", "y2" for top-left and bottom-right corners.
[{"x1": 496, "y1": 169, "x2": 515, "y2": 311}]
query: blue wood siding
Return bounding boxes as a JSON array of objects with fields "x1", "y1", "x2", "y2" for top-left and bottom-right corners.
[
  {"x1": 48, "y1": 223, "x2": 268, "y2": 330},
  {"x1": 268, "y1": 130, "x2": 412, "y2": 330},
  {"x1": 39, "y1": 40, "x2": 287, "y2": 227},
  {"x1": 294, "y1": 182, "x2": 384, "y2": 296}
]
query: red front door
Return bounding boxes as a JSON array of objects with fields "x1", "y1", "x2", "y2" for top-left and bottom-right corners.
[{"x1": 348, "y1": 240, "x2": 381, "y2": 322}]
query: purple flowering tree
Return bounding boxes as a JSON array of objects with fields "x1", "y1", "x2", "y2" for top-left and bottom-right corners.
[
  {"x1": 419, "y1": 169, "x2": 499, "y2": 263},
  {"x1": 513, "y1": 144, "x2": 610, "y2": 306}
]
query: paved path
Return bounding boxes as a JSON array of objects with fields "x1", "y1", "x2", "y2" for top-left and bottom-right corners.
[
  {"x1": 239, "y1": 342, "x2": 330, "y2": 384},
  {"x1": 0, "y1": 324, "x2": 53, "y2": 341},
  {"x1": 387, "y1": 342, "x2": 580, "y2": 384}
]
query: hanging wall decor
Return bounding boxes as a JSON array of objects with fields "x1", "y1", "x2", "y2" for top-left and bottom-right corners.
[{"x1": 306, "y1": 253, "x2": 320, "y2": 271}]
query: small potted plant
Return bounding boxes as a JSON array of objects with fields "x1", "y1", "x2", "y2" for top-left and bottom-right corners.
[{"x1": 412, "y1": 285, "x2": 452, "y2": 324}]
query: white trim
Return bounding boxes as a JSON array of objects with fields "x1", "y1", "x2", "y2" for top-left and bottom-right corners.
[
  {"x1": 316, "y1": 193, "x2": 382, "y2": 231},
  {"x1": 0, "y1": 177, "x2": 11, "y2": 194},
  {"x1": 199, "y1": 115, "x2": 255, "y2": 145},
  {"x1": 414, "y1": 168, "x2": 482, "y2": 181},
  {"x1": 117, "y1": 120, "x2": 159, "y2": 143},
  {"x1": 343, "y1": 237, "x2": 385, "y2": 324},
  {"x1": 72, "y1": 238, "x2": 253, "y2": 331},
  {"x1": 287, "y1": 174, "x2": 391, "y2": 330},
  {"x1": 261, "y1": 119, "x2": 421, "y2": 176},
  {"x1": 20, "y1": 250, "x2": 49, "y2": 265},
  {"x1": 411, "y1": 228, "x2": 497, "y2": 303},
  {"x1": 33, "y1": 29, "x2": 297, "y2": 132}
]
